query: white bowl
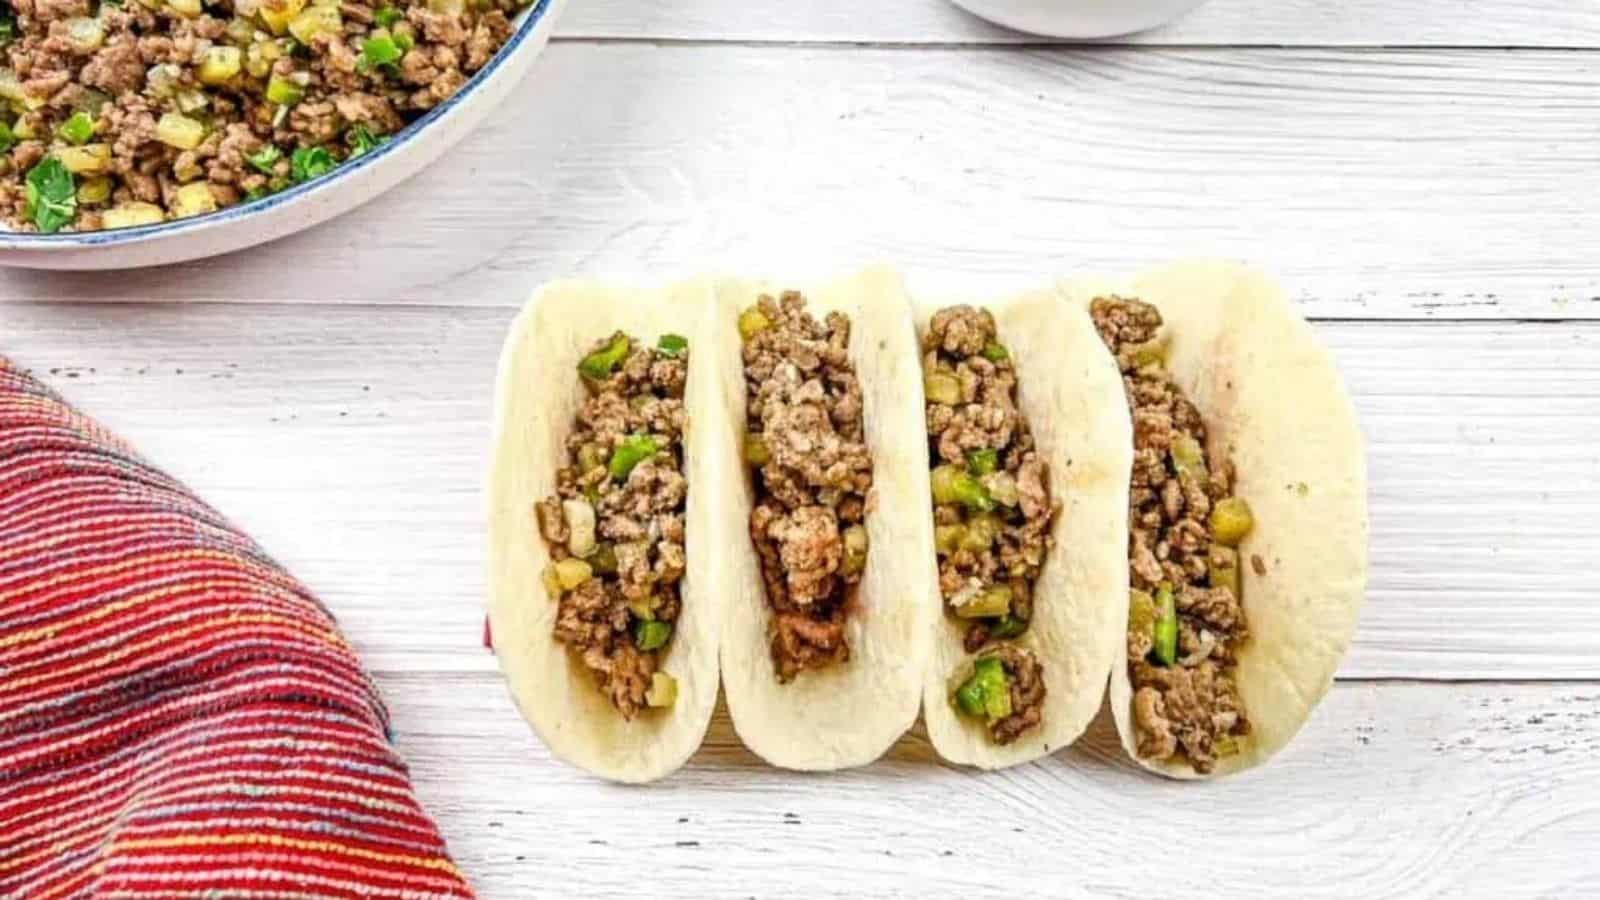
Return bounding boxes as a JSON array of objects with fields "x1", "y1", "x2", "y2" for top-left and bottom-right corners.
[
  {"x1": 950, "y1": 0, "x2": 1207, "y2": 38},
  {"x1": 0, "y1": 0, "x2": 567, "y2": 270}
]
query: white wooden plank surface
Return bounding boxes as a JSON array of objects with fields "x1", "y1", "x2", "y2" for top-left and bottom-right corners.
[
  {"x1": 556, "y1": 0, "x2": 1600, "y2": 48},
  {"x1": 2, "y1": 302, "x2": 1596, "y2": 679},
  {"x1": 391, "y1": 674, "x2": 1600, "y2": 899},
  {"x1": 4, "y1": 45, "x2": 1597, "y2": 320}
]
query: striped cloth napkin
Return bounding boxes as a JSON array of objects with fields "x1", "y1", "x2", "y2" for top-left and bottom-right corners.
[{"x1": 0, "y1": 357, "x2": 473, "y2": 899}]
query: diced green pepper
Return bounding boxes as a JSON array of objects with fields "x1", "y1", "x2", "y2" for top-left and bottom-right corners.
[
  {"x1": 980, "y1": 341, "x2": 1009, "y2": 363},
  {"x1": 1151, "y1": 583, "x2": 1177, "y2": 666},
  {"x1": 1211, "y1": 497, "x2": 1255, "y2": 547},
  {"x1": 57, "y1": 110, "x2": 94, "y2": 145},
  {"x1": 955, "y1": 656, "x2": 1013, "y2": 723},
  {"x1": 930, "y1": 465, "x2": 993, "y2": 512},
  {"x1": 372, "y1": 4, "x2": 402, "y2": 26},
  {"x1": 634, "y1": 619, "x2": 672, "y2": 652},
  {"x1": 645, "y1": 671, "x2": 677, "y2": 708},
  {"x1": 737, "y1": 306, "x2": 771, "y2": 341},
  {"x1": 743, "y1": 433, "x2": 770, "y2": 466},
  {"x1": 960, "y1": 513, "x2": 1000, "y2": 552},
  {"x1": 608, "y1": 434, "x2": 658, "y2": 481},
  {"x1": 1209, "y1": 546, "x2": 1240, "y2": 598},
  {"x1": 933, "y1": 524, "x2": 964, "y2": 556},
  {"x1": 955, "y1": 675, "x2": 987, "y2": 716},
  {"x1": 988, "y1": 614, "x2": 1028, "y2": 640},
  {"x1": 924, "y1": 372, "x2": 961, "y2": 405},
  {"x1": 588, "y1": 542, "x2": 618, "y2": 575},
  {"x1": 1128, "y1": 588, "x2": 1156, "y2": 644},
  {"x1": 265, "y1": 73, "x2": 305, "y2": 106},
  {"x1": 966, "y1": 448, "x2": 998, "y2": 476},
  {"x1": 1170, "y1": 435, "x2": 1207, "y2": 479},
  {"x1": 656, "y1": 333, "x2": 688, "y2": 357},
  {"x1": 575, "y1": 443, "x2": 608, "y2": 476},
  {"x1": 359, "y1": 32, "x2": 402, "y2": 68},
  {"x1": 578, "y1": 332, "x2": 631, "y2": 380}
]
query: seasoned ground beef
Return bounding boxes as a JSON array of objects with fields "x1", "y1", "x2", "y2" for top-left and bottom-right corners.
[
  {"x1": 536, "y1": 331, "x2": 688, "y2": 719},
  {"x1": 988, "y1": 644, "x2": 1045, "y2": 745},
  {"x1": 740, "y1": 291, "x2": 872, "y2": 683},
  {"x1": 0, "y1": 0, "x2": 519, "y2": 232},
  {"x1": 1092, "y1": 295, "x2": 1252, "y2": 774},
  {"x1": 923, "y1": 305, "x2": 1056, "y2": 660}
]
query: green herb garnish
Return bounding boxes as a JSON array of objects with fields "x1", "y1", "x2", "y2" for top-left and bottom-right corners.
[
  {"x1": 289, "y1": 145, "x2": 335, "y2": 183},
  {"x1": 346, "y1": 124, "x2": 385, "y2": 158},
  {"x1": 246, "y1": 143, "x2": 283, "y2": 175},
  {"x1": 24, "y1": 157, "x2": 76, "y2": 234},
  {"x1": 656, "y1": 334, "x2": 688, "y2": 357},
  {"x1": 372, "y1": 5, "x2": 402, "y2": 27}
]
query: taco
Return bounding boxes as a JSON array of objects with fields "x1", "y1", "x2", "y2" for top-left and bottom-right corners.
[
  {"x1": 711, "y1": 267, "x2": 935, "y2": 771},
  {"x1": 916, "y1": 292, "x2": 1132, "y2": 768},
  {"x1": 1068, "y1": 260, "x2": 1367, "y2": 779},
  {"x1": 486, "y1": 280, "x2": 720, "y2": 783}
]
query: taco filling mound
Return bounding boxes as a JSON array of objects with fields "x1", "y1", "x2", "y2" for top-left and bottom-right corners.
[
  {"x1": 535, "y1": 330, "x2": 690, "y2": 718},
  {"x1": 1092, "y1": 296, "x2": 1256, "y2": 774},
  {"x1": 922, "y1": 306, "x2": 1057, "y2": 744},
  {"x1": 739, "y1": 291, "x2": 873, "y2": 683}
]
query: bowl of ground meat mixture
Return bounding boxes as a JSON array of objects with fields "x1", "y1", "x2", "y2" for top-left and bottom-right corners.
[{"x1": 0, "y1": 0, "x2": 563, "y2": 268}]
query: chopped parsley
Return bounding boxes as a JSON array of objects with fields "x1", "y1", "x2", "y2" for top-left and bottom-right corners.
[
  {"x1": 24, "y1": 157, "x2": 76, "y2": 234},
  {"x1": 372, "y1": 5, "x2": 402, "y2": 28},
  {"x1": 289, "y1": 145, "x2": 335, "y2": 183},
  {"x1": 346, "y1": 124, "x2": 386, "y2": 158},
  {"x1": 657, "y1": 334, "x2": 688, "y2": 357},
  {"x1": 246, "y1": 143, "x2": 283, "y2": 175}
]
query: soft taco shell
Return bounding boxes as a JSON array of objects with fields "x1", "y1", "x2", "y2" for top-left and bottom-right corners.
[
  {"x1": 916, "y1": 290, "x2": 1132, "y2": 769},
  {"x1": 486, "y1": 279, "x2": 720, "y2": 784},
  {"x1": 1062, "y1": 261, "x2": 1368, "y2": 779},
  {"x1": 713, "y1": 266, "x2": 936, "y2": 771}
]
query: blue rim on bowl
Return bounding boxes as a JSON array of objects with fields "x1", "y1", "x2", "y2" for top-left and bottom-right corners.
[{"x1": 0, "y1": 0, "x2": 554, "y2": 250}]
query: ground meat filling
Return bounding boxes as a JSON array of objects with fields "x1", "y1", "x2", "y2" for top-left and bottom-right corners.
[
  {"x1": 740, "y1": 291, "x2": 872, "y2": 683},
  {"x1": 923, "y1": 305, "x2": 1056, "y2": 654},
  {"x1": 925, "y1": 306, "x2": 1054, "y2": 745},
  {"x1": 1, "y1": 0, "x2": 519, "y2": 232},
  {"x1": 536, "y1": 331, "x2": 687, "y2": 719},
  {"x1": 1091, "y1": 295, "x2": 1252, "y2": 774}
]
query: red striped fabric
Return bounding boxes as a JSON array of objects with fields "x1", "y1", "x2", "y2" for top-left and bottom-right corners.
[{"x1": 0, "y1": 358, "x2": 474, "y2": 899}]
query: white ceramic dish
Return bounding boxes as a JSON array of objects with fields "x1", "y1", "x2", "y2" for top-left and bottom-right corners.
[
  {"x1": 0, "y1": 0, "x2": 566, "y2": 270},
  {"x1": 950, "y1": 0, "x2": 1207, "y2": 38}
]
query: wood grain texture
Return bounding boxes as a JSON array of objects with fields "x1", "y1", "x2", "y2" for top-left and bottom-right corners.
[
  {"x1": 555, "y1": 0, "x2": 1600, "y2": 48},
  {"x1": 391, "y1": 672, "x2": 1600, "y2": 899},
  {"x1": 2, "y1": 302, "x2": 1595, "y2": 679},
  {"x1": 3, "y1": 45, "x2": 1597, "y2": 319}
]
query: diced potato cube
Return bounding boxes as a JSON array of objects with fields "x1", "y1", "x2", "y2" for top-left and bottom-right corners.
[
  {"x1": 198, "y1": 46, "x2": 242, "y2": 85},
  {"x1": 287, "y1": 3, "x2": 340, "y2": 42},
  {"x1": 64, "y1": 17, "x2": 106, "y2": 52},
  {"x1": 257, "y1": 0, "x2": 306, "y2": 34},
  {"x1": 57, "y1": 143, "x2": 111, "y2": 174},
  {"x1": 171, "y1": 182, "x2": 218, "y2": 218},
  {"x1": 155, "y1": 112, "x2": 205, "y2": 150},
  {"x1": 101, "y1": 202, "x2": 166, "y2": 229}
]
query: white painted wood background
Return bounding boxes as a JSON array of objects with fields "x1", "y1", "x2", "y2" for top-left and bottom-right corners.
[{"x1": 3, "y1": 1, "x2": 1598, "y2": 896}]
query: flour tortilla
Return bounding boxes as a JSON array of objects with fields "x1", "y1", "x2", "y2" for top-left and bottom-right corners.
[
  {"x1": 916, "y1": 291, "x2": 1132, "y2": 769},
  {"x1": 1061, "y1": 261, "x2": 1368, "y2": 779},
  {"x1": 714, "y1": 267, "x2": 936, "y2": 771},
  {"x1": 486, "y1": 279, "x2": 720, "y2": 783}
]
